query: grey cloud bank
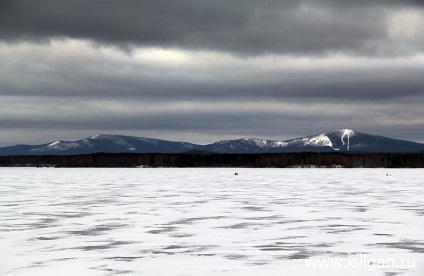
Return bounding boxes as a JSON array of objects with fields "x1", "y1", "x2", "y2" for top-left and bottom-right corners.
[
  {"x1": 1, "y1": 0, "x2": 424, "y2": 55},
  {"x1": 0, "y1": 1, "x2": 423, "y2": 146}
]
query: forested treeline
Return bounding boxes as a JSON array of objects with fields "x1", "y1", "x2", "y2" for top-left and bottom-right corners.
[{"x1": 0, "y1": 153, "x2": 423, "y2": 168}]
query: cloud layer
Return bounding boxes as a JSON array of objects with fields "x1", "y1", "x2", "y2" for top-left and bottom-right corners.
[
  {"x1": 0, "y1": 1, "x2": 423, "y2": 146},
  {"x1": 1, "y1": 0, "x2": 424, "y2": 55}
]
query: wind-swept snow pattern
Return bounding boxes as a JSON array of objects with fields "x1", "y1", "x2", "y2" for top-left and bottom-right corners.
[
  {"x1": 1, "y1": 168, "x2": 423, "y2": 276},
  {"x1": 341, "y1": 129, "x2": 354, "y2": 151}
]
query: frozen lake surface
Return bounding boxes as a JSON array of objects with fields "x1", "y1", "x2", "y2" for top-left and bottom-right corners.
[{"x1": 0, "y1": 168, "x2": 423, "y2": 276}]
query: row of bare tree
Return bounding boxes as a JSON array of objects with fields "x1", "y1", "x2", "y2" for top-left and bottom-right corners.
[{"x1": 0, "y1": 153, "x2": 423, "y2": 168}]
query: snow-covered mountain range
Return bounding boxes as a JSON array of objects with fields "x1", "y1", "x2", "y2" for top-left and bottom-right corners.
[
  {"x1": 0, "y1": 129, "x2": 423, "y2": 155},
  {"x1": 203, "y1": 129, "x2": 424, "y2": 153}
]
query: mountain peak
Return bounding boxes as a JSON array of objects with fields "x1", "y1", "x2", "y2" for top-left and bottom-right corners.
[
  {"x1": 48, "y1": 141, "x2": 61, "y2": 147},
  {"x1": 326, "y1": 129, "x2": 356, "y2": 135},
  {"x1": 90, "y1": 134, "x2": 101, "y2": 139},
  {"x1": 89, "y1": 134, "x2": 113, "y2": 139},
  {"x1": 340, "y1": 128, "x2": 355, "y2": 134}
]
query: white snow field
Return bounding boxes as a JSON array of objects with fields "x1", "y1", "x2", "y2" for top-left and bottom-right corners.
[{"x1": 0, "y1": 168, "x2": 423, "y2": 276}]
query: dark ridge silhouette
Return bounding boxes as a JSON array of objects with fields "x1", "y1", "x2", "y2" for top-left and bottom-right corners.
[
  {"x1": 183, "y1": 149, "x2": 214, "y2": 154},
  {"x1": 0, "y1": 153, "x2": 423, "y2": 168}
]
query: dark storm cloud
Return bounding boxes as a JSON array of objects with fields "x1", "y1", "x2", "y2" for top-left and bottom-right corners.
[
  {"x1": 3, "y1": 67, "x2": 423, "y2": 101},
  {"x1": 1, "y1": 42, "x2": 423, "y2": 101},
  {"x1": 1, "y1": 0, "x2": 423, "y2": 55},
  {"x1": 0, "y1": 1, "x2": 423, "y2": 146},
  {"x1": 0, "y1": 97, "x2": 406, "y2": 131}
]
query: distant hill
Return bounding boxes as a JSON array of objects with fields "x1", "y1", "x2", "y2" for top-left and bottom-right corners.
[
  {"x1": 0, "y1": 134, "x2": 200, "y2": 156},
  {"x1": 1, "y1": 129, "x2": 423, "y2": 155}
]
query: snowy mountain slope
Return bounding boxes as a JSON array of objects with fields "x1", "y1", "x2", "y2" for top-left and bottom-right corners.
[
  {"x1": 196, "y1": 129, "x2": 424, "y2": 153},
  {"x1": 0, "y1": 134, "x2": 200, "y2": 155},
  {"x1": 311, "y1": 129, "x2": 424, "y2": 153},
  {"x1": 0, "y1": 130, "x2": 423, "y2": 155},
  {"x1": 276, "y1": 129, "x2": 355, "y2": 152},
  {"x1": 203, "y1": 129, "x2": 362, "y2": 153},
  {"x1": 203, "y1": 138, "x2": 288, "y2": 153}
]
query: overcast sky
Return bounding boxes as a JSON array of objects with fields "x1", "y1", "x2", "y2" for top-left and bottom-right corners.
[{"x1": 1, "y1": 0, "x2": 423, "y2": 146}]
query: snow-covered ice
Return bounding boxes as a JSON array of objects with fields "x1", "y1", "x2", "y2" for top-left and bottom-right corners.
[{"x1": 0, "y1": 168, "x2": 423, "y2": 276}]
